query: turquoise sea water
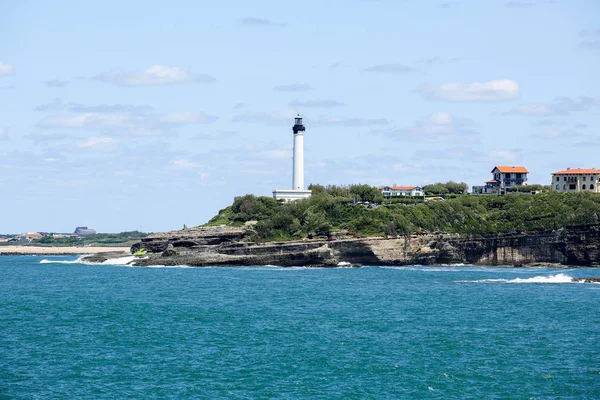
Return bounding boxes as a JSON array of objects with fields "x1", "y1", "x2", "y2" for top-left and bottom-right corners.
[{"x1": 1, "y1": 256, "x2": 599, "y2": 399}]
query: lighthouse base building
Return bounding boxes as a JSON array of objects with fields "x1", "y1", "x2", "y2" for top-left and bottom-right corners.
[
  {"x1": 273, "y1": 114, "x2": 312, "y2": 202},
  {"x1": 272, "y1": 188, "x2": 312, "y2": 202}
]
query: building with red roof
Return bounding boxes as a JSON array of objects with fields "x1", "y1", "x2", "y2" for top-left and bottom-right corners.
[
  {"x1": 473, "y1": 166, "x2": 529, "y2": 195},
  {"x1": 551, "y1": 168, "x2": 600, "y2": 192},
  {"x1": 380, "y1": 185, "x2": 424, "y2": 198}
]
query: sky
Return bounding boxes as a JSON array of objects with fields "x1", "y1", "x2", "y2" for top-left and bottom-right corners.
[{"x1": 1, "y1": 0, "x2": 599, "y2": 233}]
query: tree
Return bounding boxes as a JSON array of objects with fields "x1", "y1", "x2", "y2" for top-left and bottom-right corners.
[
  {"x1": 423, "y1": 181, "x2": 468, "y2": 195},
  {"x1": 348, "y1": 184, "x2": 384, "y2": 203}
]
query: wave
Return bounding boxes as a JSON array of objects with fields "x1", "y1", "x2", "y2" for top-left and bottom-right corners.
[
  {"x1": 100, "y1": 255, "x2": 137, "y2": 265},
  {"x1": 40, "y1": 255, "x2": 138, "y2": 266},
  {"x1": 40, "y1": 256, "x2": 87, "y2": 264},
  {"x1": 458, "y1": 273, "x2": 575, "y2": 284}
]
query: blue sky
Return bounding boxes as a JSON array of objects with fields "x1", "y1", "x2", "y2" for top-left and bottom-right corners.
[{"x1": 1, "y1": 0, "x2": 599, "y2": 233}]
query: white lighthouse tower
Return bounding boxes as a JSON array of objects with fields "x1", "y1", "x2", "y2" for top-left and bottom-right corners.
[
  {"x1": 273, "y1": 114, "x2": 312, "y2": 202},
  {"x1": 292, "y1": 114, "x2": 305, "y2": 190}
]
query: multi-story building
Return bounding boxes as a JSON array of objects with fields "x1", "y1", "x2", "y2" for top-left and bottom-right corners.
[
  {"x1": 74, "y1": 226, "x2": 97, "y2": 235},
  {"x1": 551, "y1": 168, "x2": 600, "y2": 192},
  {"x1": 380, "y1": 185, "x2": 424, "y2": 197},
  {"x1": 472, "y1": 166, "x2": 529, "y2": 194}
]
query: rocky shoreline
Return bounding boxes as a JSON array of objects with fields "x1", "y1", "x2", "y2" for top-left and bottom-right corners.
[{"x1": 81, "y1": 224, "x2": 600, "y2": 268}]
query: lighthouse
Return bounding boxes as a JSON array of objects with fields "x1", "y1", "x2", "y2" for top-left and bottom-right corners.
[
  {"x1": 292, "y1": 114, "x2": 305, "y2": 190},
  {"x1": 272, "y1": 114, "x2": 312, "y2": 202}
]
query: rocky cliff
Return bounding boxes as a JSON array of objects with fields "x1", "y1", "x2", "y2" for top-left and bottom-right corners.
[{"x1": 114, "y1": 224, "x2": 600, "y2": 267}]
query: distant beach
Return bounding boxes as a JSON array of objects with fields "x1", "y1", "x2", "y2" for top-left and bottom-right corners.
[{"x1": 0, "y1": 246, "x2": 130, "y2": 255}]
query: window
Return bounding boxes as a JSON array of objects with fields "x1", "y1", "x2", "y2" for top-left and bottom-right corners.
[
  {"x1": 563, "y1": 184, "x2": 566, "y2": 190},
  {"x1": 569, "y1": 184, "x2": 576, "y2": 190},
  {"x1": 584, "y1": 176, "x2": 587, "y2": 181},
  {"x1": 591, "y1": 184, "x2": 595, "y2": 190},
  {"x1": 564, "y1": 177, "x2": 567, "y2": 181},
  {"x1": 556, "y1": 176, "x2": 559, "y2": 182},
  {"x1": 583, "y1": 184, "x2": 587, "y2": 190},
  {"x1": 556, "y1": 184, "x2": 560, "y2": 190}
]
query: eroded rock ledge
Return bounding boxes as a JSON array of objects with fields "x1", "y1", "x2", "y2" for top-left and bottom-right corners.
[{"x1": 113, "y1": 224, "x2": 600, "y2": 267}]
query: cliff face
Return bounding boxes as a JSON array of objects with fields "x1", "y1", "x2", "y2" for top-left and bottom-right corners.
[{"x1": 124, "y1": 225, "x2": 600, "y2": 267}]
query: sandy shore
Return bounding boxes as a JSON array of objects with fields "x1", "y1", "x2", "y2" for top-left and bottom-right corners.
[{"x1": 0, "y1": 246, "x2": 130, "y2": 255}]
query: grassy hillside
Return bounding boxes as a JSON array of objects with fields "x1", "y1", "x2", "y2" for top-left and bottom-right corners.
[{"x1": 207, "y1": 184, "x2": 600, "y2": 242}]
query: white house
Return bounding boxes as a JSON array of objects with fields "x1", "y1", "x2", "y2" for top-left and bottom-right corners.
[
  {"x1": 473, "y1": 166, "x2": 529, "y2": 194},
  {"x1": 380, "y1": 185, "x2": 424, "y2": 197},
  {"x1": 552, "y1": 168, "x2": 600, "y2": 192}
]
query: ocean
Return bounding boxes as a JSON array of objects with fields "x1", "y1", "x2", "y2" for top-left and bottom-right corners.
[{"x1": 1, "y1": 256, "x2": 599, "y2": 399}]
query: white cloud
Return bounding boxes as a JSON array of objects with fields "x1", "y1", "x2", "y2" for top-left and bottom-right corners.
[
  {"x1": 171, "y1": 159, "x2": 201, "y2": 169},
  {"x1": 580, "y1": 40, "x2": 600, "y2": 49},
  {"x1": 232, "y1": 109, "x2": 297, "y2": 124},
  {"x1": 420, "y1": 112, "x2": 455, "y2": 133},
  {"x1": 363, "y1": 64, "x2": 417, "y2": 74},
  {"x1": 289, "y1": 99, "x2": 344, "y2": 108},
  {"x1": 505, "y1": 0, "x2": 535, "y2": 7},
  {"x1": 419, "y1": 79, "x2": 520, "y2": 101},
  {"x1": 391, "y1": 163, "x2": 425, "y2": 174},
  {"x1": 159, "y1": 111, "x2": 218, "y2": 124},
  {"x1": 95, "y1": 65, "x2": 215, "y2": 87},
  {"x1": 380, "y1": 112, "x2": 478, "y2": 143},
  {"x1": 315, "y1": 116, "x2": 388, "y2": 127},
  {"x1": 45, "y1": 80, "x2": 69, "y2": 88},
  {"x1": 274, "y1": 83, "x2": 312, "y2": 92},
  {"x1": 508, "y1": 104, "x2": 551, "y2": 115},
  {"x1": 0, "y1": 127, "x2": 9, "y2": 140},
  {"x1": 0, "y1": 62, "x2": 15, "y2": 77},
  {"x1": 39, "y1": 113, "x2": 137, "y2": 129},
  {"x1": 506, "y1": 96, "x2": 600, "y2": 116},
  {"x1": 114, "y1": 170, "x2": 134, "y2": 177},
  {"x1": 258, "y1": 145, "x2": 292, "y2": 160},
  {"x1": 418, "y1": 57, "x2": 460, "y2": 65},
  {"x1": 241, "y1": 17, "x2": 286, "y2": 27},
  {"x1": 37, "y1": 106, "x2": 217, "y2": 135},
  {"x1": 78, "y1": 137, "x2": 117, "y2": 150},
  {"x1": 532, "y1": 128, "x2": 563, "y2": 138},
  {"x1": 530, "y1": 128, "x2": 582, "y2": 139},
  {"x1": 489, "y1": 150, "x2": 519, "y2": 163}
]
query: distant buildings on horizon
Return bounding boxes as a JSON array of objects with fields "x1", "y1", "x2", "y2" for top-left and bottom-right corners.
[
  {"x1": 0, "y1": 226, "x2": 98, "y2": 243},
  {"x1": 74, "y1": 226, "x2": 97, "y2": 235}
]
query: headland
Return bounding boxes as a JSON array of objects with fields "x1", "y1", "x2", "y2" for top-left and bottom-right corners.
[{"x1": 86, "y1": 189, "x2": 600, "y2": 268}]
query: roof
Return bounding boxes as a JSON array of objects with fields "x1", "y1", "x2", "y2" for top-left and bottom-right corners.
[
  {"x1": 552, "y1": 168, "x2": 600, "y2": 175},
  {"x1": 485, "y1": 180, "x2": 500, "y2": 183},
  {"x1": 492, "y1": 166, "x2": 529, "y2": 173},
  {"x1": 384, "y1": 185, "x2": 418, "y2": 191},
  {"x1": 24, "y1": 232, "x2": 43, "y2": 238}
]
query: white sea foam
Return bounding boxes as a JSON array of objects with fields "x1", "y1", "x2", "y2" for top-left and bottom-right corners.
[
  {"x1": 40, "y1": 256, "x2": 87, "y2": 264},
  {"x1": 40, "y1": 255, "x2": 140, "y2": 266},
  {"x1": 100, "y1": 255, "x2": 137, "y2": 265},
  {"x1": 120, "y1": 264, "x2": 193, "y2": 269},
  {"x1": 458, "y1": 273, "x2": 575, "y2": 284}
]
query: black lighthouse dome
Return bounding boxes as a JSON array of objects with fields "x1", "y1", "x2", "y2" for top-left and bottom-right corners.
[{"x1": 293, "y1": 113, "x2": 305, "y2": 134}]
